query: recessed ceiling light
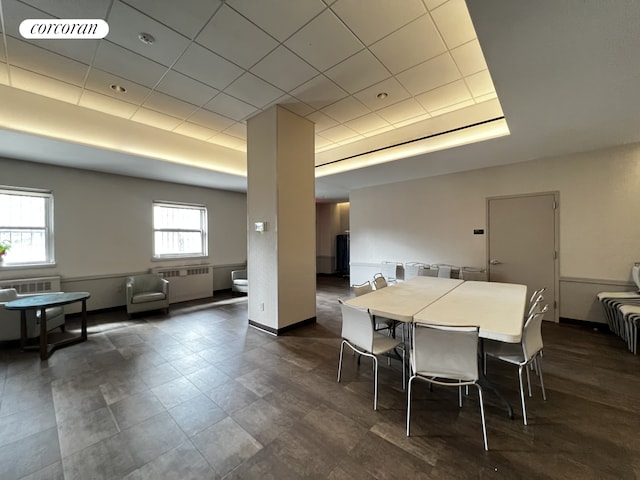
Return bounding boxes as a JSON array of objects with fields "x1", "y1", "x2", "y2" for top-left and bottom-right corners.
[
  {"x1": 138, "y1": 32, "x2": 155, "y2": 45},
  {"x1": 110, "y1": 84, "x2": 127, "y2": 93},
  {"x1": 377, "y1": 92, "x2": 388, "y2": 100}
]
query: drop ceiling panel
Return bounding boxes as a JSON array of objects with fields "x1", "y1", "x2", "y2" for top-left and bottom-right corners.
[
  {"x1": 173, "y1": 42, "x2": 243, "y2": 90},
  {"x1": 285, "y1": 9, "x2": 363, "y2": 72},
  {"x1": 353, "y1": 77, "x2": 411, "y2": 111},
  {"x1": 307, "y1": 110, "x2": 339, "y2": 131},
  {"x1": 415, "y1": 79, "x2": 472, "y2": 113},
  {"x1": 196, "y1": 5, "x2": 279, "y2": 69},
  {"x1": 93, "y1": 41, "x2": 167, "y2": 89},
  {"x1": 223, "y1": 122, "x2": 246, "y2": 139},
  {"x1": 319, "y1": 124, "x2": 361, "y2": 143},
  {"x1": 465, "y1": 70, "x2": 496, "y2": 98},
  {"x1": 343, "y1": 112, "x2": 391, "y2": 135},
  {"x1": 123, "y1": 0, "x2": 223, "y2": 39},
  {"x1": 6, "y1": 37, "x2": 89, "y2": 87},
  {"x1": 225, "y1": 72, "x2": 284, "y2": 109},
  {"x1": 142, "y1": 91, "x2": 199, "y2": 119},
  {"x1": 2, "y1": 0, "x2": 99, "y2": 64},
  {"x1": 203, "y1": 93, "x2": 256, "y2": 122},
  {"x1": 431, "y1": 0, "x2": 476, "y2": 49},
  {"x1": 451, "y1": 40, "x2": 488, "y2": 76},
  {"x1": 20, "y1": 0, "x2": 111, "y2": 19},
  {"x1": 10, "y1": 67, "x2": 82, "y2": 104},
  {"x1": 321, "y1": 95, "x2": 370, "y2": 123},
  {"x1": 106, "y1": 2, "x2": 192, "y2": 67},
  {"x1": 291, "y1": 75, "x2": 348, "y2": 109},
  {"x1": 250, "y1": 46, "x2": 319, "y2": 92},
  {"x1": 370, "y1": 15, "x2": 446, "y2": 75},
  {"x1": 226, "y1": 0, "x2": 326, "y2": 42},
  {"x1": 84, "y1": 68, "x2": 151, "y2": 105},
  {"x1": 377, "y1": 98, "x2": 428, "y2": 125},
  {"x1": 276, "y1": 96, "x2": 315, "y2": 118},
  {"x1": 155, "y1": 70, "x2": 218, "y2": 108},
  {"x1": 325, "y1": 49, "x2": 390, "y2": 94},
  {"x1": 396, "y1": 52, "x2": 461, "y2": 96},
  {"x1": 332, "y1": 0, "x2": 427, "y2": 45},
  {"x1": 186, "y1": 108, "x2": 235, "y2": 132}
]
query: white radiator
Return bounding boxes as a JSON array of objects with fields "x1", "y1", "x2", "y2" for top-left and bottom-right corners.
[
  {"x1": 0, "y1": 276, "x2": 61, "y2": 293},
  {"x1": 151, "y1": 265, "x2": 213, "y2": 303}
]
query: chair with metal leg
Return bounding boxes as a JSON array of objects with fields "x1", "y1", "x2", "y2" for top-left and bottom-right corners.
[
  {"x1": 406, "y1": 322, "x2": 488, "y2": 450},
  {"x1": 483, "y1": 305, "x2": 549, "y2": 425},
  {"x1": 337, "y1": 300, "x2": 405, "y2": 410}
]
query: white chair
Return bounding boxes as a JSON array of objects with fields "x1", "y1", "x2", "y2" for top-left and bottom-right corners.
[
  {"x1": 418, "y1": 266, "x2": 438, "y2": 277},
  {"x1": 231, "y1": 269, "x2": 248, "y2": 295},
  {"x1": 406, "y1": 323, "x2": 488, "y2": 450},
  {"x1": 404, "y1": 262, "x2": 427, "y2": 280},
  {"x1": 431, "y1": 264, "x2": 460, "y2": 279},
  {"x1": 0, "y1": 288, "x2": 66, "y2": 342},
  {"x1": 459, "y1": 267, "x2": 488, "y2": 281},
  {"x1": 618, "y1": 304, "x2": 640, "y2": 354},
  {"x1": 372, "y1": 273, "x2": 387, "y2": 290},
  {"x1": 351, "y1": 281, "x2": 373, "y2": 297},
  {"x1": 483, "y1": 304, "x2": 549, "y2": 425},
  {"x1": 125, "y1": 274, "x2": 169, "y2": 317},
  {"x1": 380, "y1": 261, "x2": 401, "y2": 284},
  {"x1": 337, "y1": 300, "x2": 405, "y2": 410}
]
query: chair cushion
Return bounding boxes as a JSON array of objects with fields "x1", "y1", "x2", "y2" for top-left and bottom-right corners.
[
  {"x1": 132, "y1": 292, "x2": 166, "y2": 304},
  {"x1": 0, "y1": 288, "x2": 18, "y2": 302},
  {"x1": 233, "y1": 279, "x2": 249, "y2": 286}
]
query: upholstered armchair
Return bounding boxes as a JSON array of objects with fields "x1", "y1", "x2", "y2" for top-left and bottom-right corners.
[
  {"x1": 0, "y1": 288, "x2": 66, "y2": 342},
  {"x1": 231, "y1": 269, "x2": 248, "y2": 295},
  {"x1": 125, "y1": 274, "x2": 169, "y2": 317}
]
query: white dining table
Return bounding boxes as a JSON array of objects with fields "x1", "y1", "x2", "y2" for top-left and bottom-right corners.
[
  {"x1": 347, "y1": 277, "x2": 526, "y2": 342},
  {"x1": 346, "y1": 276, "x2": 463, "y2": 323},
  {"x1": 414, "y1": 280, "x2": 527, "y2": 343}
]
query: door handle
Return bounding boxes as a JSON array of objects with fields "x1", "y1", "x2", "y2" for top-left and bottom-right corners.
[{"x1": 489, "y1": 259, "x2": 502, "y2": 265}]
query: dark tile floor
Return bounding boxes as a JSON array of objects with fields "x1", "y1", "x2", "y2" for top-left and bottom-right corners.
[{"x1": 0, "y1": 275, "x2": 638, "y2": 479}]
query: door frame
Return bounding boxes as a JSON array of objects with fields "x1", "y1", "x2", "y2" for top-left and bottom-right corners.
[{"x1": 485, "y1": 191, "x2": 560, "y2": 323}]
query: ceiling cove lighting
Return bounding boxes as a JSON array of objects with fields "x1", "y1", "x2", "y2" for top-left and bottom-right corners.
[{"x1": 314, "y1": 117, "x2": 510, "y2": 177}]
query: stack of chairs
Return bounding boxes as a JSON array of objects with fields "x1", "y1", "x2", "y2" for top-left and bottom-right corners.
[{"x1": 596, "y1": 263, "x2": 640, "y2": 354}]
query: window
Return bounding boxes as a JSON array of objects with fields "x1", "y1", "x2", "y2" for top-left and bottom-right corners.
[
  {"x1": 0, "y1": 187, "x2": 54, "y2": 265},
  {"x1": 153, "y1": 202, "x2": 207, "y2": 258}
]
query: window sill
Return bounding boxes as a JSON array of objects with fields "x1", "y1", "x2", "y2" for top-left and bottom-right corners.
[{"x1": 0, "y1": 263, "x2": 57, "y2": 271}]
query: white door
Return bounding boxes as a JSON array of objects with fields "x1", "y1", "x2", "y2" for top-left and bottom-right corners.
[{"x1": 487, "y1": 193, "x2": 558, "y2": 322}]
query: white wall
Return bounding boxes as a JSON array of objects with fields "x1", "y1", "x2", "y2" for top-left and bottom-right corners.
[
  {"x1": 0, "y1": 157, "x2": 247, "y2": 310},
  {"x1": 350, "y1": 142, "x2": 640, "y2": 322}
]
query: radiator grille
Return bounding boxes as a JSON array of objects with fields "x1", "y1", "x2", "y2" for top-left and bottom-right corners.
[
  {"x1": 0, "y1": 276, "x2": 61, "y2": 293},
  {"x1": 151, "y1": 265, "x2": 213, "y2": 303}
]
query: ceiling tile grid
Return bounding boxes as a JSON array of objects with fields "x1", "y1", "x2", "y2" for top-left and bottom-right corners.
[{"x1": 0, "y1": 0, "x2": 502, "y2": 166}]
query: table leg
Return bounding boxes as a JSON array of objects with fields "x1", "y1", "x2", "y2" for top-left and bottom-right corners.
[
  {"x1": 478, "y1": 339, "x2": 514, "y2": 420},
  {"x1": 81, "y1": 299, "x2": 88, "y2": 340},
  {"x1": 20, "y1": 310, "x2": 27, "y2": 351},
  {"x1": 39, "y1": 308, "x2": 48, "y2": 361}
]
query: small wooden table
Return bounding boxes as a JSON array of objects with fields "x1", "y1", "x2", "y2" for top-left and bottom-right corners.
[{"x1": 5, "y1": 292, "x2": 90, "y2": 361}]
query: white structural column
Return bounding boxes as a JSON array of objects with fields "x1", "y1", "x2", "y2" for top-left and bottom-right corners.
[{"x1": 246, "y1": 105, "x2": 316, "y2": 334}]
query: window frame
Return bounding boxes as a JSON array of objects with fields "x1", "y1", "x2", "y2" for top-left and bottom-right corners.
[
  {"x1": 0, "y1": 186, "x2": 55, "y2": 266},
  {"x1": 152, "y1": 201, "x2": 208, "y2": 260}
]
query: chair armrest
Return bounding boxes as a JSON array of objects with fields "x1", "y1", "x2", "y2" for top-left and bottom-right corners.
[{"x1": 160, "y1": 278, "x2": 169, "y2": 295}]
